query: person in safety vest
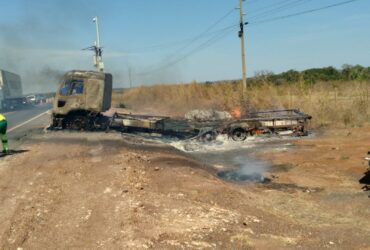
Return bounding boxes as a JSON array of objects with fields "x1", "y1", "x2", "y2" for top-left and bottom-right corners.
[{"x1": 0, "y1": 114, "x2": 9, "y2": 154}]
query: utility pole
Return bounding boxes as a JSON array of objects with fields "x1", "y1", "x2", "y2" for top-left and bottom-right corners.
[
  {"x1": 239, "y1": 0, "x2": 247, "y2": 92},
  {"x1": 92, "y1": 16, "x2": 104, "y2": 72}
]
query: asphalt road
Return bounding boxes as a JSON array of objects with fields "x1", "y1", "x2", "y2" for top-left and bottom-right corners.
[{"x1": 4, "y1": 104, "x2": 52, "y2": 145}]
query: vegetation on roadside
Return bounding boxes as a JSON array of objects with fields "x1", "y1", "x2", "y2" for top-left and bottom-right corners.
[
  {"x1": 251, "y1": 64, "x2": 370, "y2": 85},
  {"x1": 112, "y1": 65, "x2": 370, "y2": 128}
]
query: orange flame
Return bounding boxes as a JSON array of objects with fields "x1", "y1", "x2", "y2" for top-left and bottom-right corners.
[{"x1": 231, "y1": 106, "x2": 241, "y2": 119}]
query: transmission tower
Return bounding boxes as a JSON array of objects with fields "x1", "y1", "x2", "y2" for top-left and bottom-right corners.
[{"x1": 84, "y1": 16, "x2": 104, "y2": 72}]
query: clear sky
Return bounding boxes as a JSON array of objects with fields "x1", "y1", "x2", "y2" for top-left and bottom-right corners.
[{"x1": 0, "y1": 0, "x2": 369, "y2": 92}]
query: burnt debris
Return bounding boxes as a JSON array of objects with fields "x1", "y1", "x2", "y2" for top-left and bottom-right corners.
[{"x1": 359, "y1": 151, "x2": 370, "y2": 197}]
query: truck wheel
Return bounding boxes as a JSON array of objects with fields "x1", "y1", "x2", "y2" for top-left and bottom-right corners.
[
  {"x1": 200, "y1": 131, "x2": 217, "y2": 142},
  {"x1": 93, "y1": 115, "x2": 110, "y2": 131},
  {"x1": 70, "y1": 116, "x2": 90, "y2": 131},
  {"x1": 51, "y1": 117, "x2": 60, "y2": 130},
  {"x1": 231, "y1": 128, "x2": 248, "y2": 141}
]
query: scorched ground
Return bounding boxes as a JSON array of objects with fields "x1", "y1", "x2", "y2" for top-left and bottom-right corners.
[{"x1": 0, "y1": 127, "x2": 369, "y2": 249}]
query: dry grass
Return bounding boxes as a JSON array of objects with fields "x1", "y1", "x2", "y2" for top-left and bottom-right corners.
[{"x1": 112, "y1": 80, "x2": 370, "y2": 128}]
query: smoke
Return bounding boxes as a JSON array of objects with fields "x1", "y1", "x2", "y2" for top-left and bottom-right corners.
[
  {"x1": 0, "y1": 0, "x2": 185, "y2": 93},
  {"x1": 23, "y1": 67, "x2": 65, "y2": 93},
  {"x1": 0, "y1": 0, "x2": 95, "y2": 94},
  {"x1": 234, "y1": 156, "x2": 267, "y2": 177},
  {"x1": 217, "y1": 156, "x2": 268, "y2": 183}
]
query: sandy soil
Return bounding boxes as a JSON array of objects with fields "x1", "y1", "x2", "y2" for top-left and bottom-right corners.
[{"x1": 0, "y1": 126, "x2": 369, "y2": 249}]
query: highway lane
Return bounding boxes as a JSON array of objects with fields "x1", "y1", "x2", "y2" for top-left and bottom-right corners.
[
  {"x1": 4, "y1": 104, "x2": 52, "y2": 147},
  {"x1": 5, "y1": 104, "x2": 51, "y2": 131}
]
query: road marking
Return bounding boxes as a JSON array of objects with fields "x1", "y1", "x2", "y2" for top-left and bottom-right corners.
[{"x1": 8, "y1": 110, "x2": 50, "y2": 133}]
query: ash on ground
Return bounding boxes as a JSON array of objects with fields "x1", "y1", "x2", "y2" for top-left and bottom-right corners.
[
  {"x1": 185, "y1": 109, "x2": 232, "y2": 121},
  {"x1": 130, "y1": 132, "x2": 295, "y2": 183}
]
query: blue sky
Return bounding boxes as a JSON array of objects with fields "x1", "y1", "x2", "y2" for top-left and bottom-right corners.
[{"x1": 0, "y1": 0, "x2": 369, "y2": 92}]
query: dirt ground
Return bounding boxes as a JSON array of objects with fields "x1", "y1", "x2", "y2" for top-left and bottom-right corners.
[{"x1": 0, "y1": 126, "x2": 369, "y2": 249}]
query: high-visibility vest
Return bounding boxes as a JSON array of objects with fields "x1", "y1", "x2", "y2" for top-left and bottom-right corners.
[{"x1": 0, "y1": 114, "x2": 6, "y2": 121}]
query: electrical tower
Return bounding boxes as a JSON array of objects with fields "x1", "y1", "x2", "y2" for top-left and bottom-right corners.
[{"x1": 84, "y1": 16, "x2": 104, "y2": 72}]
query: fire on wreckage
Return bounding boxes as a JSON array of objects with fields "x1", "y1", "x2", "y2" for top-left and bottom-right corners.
[{"x1": 50, "y1": 70, "x2": 312, "y2": 141}]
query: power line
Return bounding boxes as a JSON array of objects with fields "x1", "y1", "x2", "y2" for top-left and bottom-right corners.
[
  {"x1": 249, "y1": 0, "x2": 361, "y2": 25},
  {"x1": 131, "y1": 7, "x2": 237, "y2": 75},
  {"x1": 132, "y1": 5, "x2": 238, "y2": 75},
  {"x1": 248, "y1": 0, "x2": 313, "y2": 21},
  {"x1": 248, "y1": 0, "x2": 264, "y2": 4},
  {"x1": 249, "y1": 0, "x2": 303, "y2": 18},
  {"x1": 125, "y1": 25, "x2": 238, "y2": 54},
  {"x1": 174, "y1": 27, "x2": 236, "y2": 64},
  {"x1": 127, "y1": 0, "x2": 342, "y2": 54},
  {"x1": 136, "y1": 25, "x2": 237, "y2": 76},
  {"x1": 125, "y1": 8, "x2": 235, "y2": 55},
  {"x1": 134, "y1": 0, "x2": 361, "y2": 77},
  {"x1": 164, "y1": 8, "x2": 236, "y2": 61}
]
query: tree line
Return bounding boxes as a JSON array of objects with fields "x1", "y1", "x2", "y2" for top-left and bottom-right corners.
[{"x1": 250, "y1": 64, "x2": 370, "y2": 85}]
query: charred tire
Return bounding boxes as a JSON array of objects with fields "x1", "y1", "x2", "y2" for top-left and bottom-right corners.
[
  {"x1": 231, "y1": 128, "x2": 248, "y2": 141},
  {"x1": 69, "y1": 115, "x2": 91, "y2": 131},
  {"x1": 200, "y1": 131, "x2": 217, "y2": 142},
  {"x1": 50, "y1": 116, "x2": 63, "y2": 130},
  {"x1": 93, "y1": 115, "x2": 110, "y2": 131}
]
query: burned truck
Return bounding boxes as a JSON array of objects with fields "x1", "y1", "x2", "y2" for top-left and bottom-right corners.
[
  {"x1": 51, "y1": 70, "x2": 312, "y2": 140},
  {"x1": 51, "y1": 70, "x2": 112, "y2": 130}
]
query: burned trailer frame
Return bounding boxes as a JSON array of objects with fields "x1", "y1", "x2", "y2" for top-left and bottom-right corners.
[
  {"x1": 110, "y1": 109, "x2": 312, "y2": 141},
  {"x1": 223, "y1": 109, "x2": 312, "y2": 141},
  {"x1": 110, "y1": 113, "x2": 204, "y2": 139}
]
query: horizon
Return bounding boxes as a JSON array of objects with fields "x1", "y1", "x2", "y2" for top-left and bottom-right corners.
[{"x1": 0, "y1": 0, "x2": 369, "y2": 93}]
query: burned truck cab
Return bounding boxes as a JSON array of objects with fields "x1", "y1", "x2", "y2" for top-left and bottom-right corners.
[{"x1": 52, "y1": 70, "x2": 112, "y2": 130}]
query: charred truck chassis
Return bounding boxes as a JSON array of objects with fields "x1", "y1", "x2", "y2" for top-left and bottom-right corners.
[
  {"x1": 52, "y1": 110, "x2": 111, "y2": 131},
  {"x1": 51, "y1": 70, "x2": 312, "y2": 140},
  {"x1": 110, "y1": 109, "x2": 312, "y2": 141}
]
